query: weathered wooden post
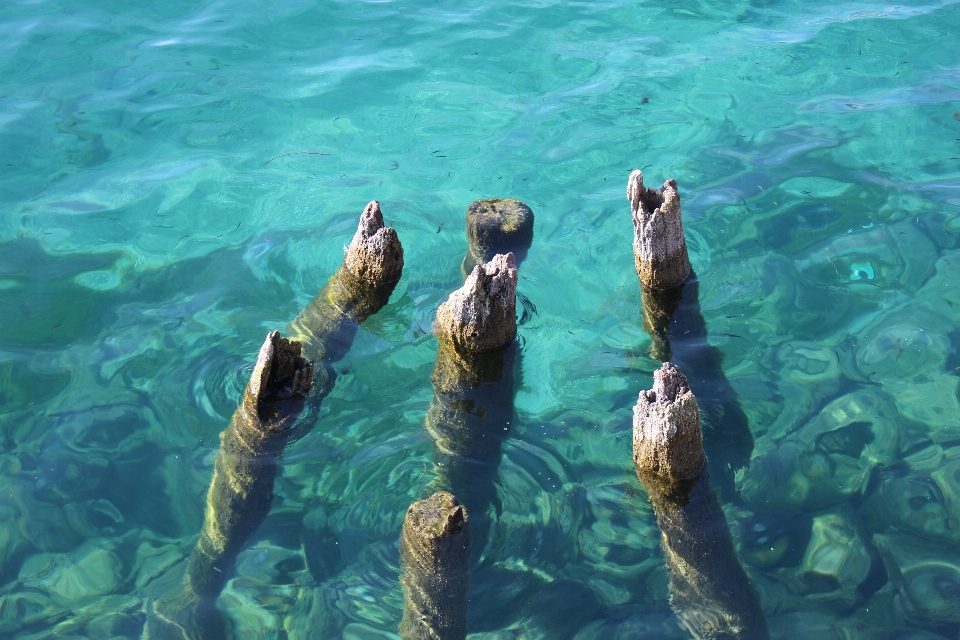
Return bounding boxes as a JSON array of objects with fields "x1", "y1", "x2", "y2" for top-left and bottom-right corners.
[
  {"x1": 634, "y1": 363, "x2": 769, "y2": 640},
  {"x1": 461, "y1": 198, "x2": 534, "y2": 277},
  {"x1": 148, "y1": 202, "x2": 403, "y2": 639},
  {"x1": 399, "y1": 491, "x2": 471, "y2": 640},
  {"x1": 148, "y1": 331, "x2": 314, "y2": 639},
  {"x1": 628, "y1": 171, "x2": 690, "y2": 293},
  {"x1": 627, "y1": 170, "x2": 753, "y2": 491},
  {"x1": 399, "y1": 198, "x2": 532, "y2": 639}
]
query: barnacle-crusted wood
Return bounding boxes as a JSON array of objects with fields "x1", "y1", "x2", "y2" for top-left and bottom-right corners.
[
  {"x1": 462, "y1": 198, "x2": 534, "y2": 275},
  {"x1": 633, "y1": 362, "x2": 768, "y2": 640},
  {"x1": 633, "y1": 362, "x2": 704, "y2": 491},
  {"x1": 436, "y1": 253, "x2": 518, "y2": 352},
  {"x1": 628, "y1": 170, "x2": 691, "y2": 291},
  {"x1": 149, "y1": 331, "x2": 313, "y2": 638},
  {"x1": 400, "y1": 492, "x2": 470, "y2": 640}
]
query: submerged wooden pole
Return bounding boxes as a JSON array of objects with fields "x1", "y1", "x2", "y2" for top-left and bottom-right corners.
[
  {"x1": 148, "y1": 331, "x2": 314, "y2": 639},
  {"x1": 634, "y1": 363, "x2": 768, "y2": 640},
  {"x1": 426, "y1": 252, "x2": 519, "y2": 560},
  {"x1": 399, "y1": 491, "x2": 471, "y2": 640},
  {"x1": 149, "y1": 202, "x2": 404, "y2": 639},
  {"x1": 288, "y1": 200, "x2": 404, "y2": 377},
  {"x1": 461, "y1": 198, "x2": 534, "y2": 277},
  {"x1": 398, "y1": 200, "x2": 532, "y2": 640},
  {"x1": 627, "y1": 170, "x2": 753, "y2": 490}
]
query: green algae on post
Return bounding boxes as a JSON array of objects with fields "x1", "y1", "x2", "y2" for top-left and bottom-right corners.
[
  {"x1": 148, "y1": 330, "x2": 313, "y2": 640},
  {"x1": 399, "y1": 491, "x2": 470, "y2": 640},
  {"x1": 288, "y1": 200, "x2": 404, "y2": 370},
  {"x1": 149, "y1": 202, "x2": 405, "y2": 638},
  {"x1": 461, "y1": 198, "x2": 534, "y2": 276},
  {"x1": 633, "y1": 363, "x2": 769, "y2": 640}
]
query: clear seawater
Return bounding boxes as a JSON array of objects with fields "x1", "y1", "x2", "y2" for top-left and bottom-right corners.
[{"x1": 2, "y1": 0, "x2": 960, "y2": 637}]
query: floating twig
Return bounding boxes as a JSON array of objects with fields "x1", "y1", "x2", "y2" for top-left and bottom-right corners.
[{"x1": 262, "y1": 151, "x2": 330, "y2": 166}]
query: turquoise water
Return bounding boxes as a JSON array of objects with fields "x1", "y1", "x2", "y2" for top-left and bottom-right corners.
[{"x1": 2, "y1": 0, "x2": 960, "y2": 637}]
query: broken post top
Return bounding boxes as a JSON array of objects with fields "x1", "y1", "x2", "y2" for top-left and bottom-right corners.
[
  {"x1": 246, "y1": 331, "x2": 314, "y2": 423},
  {"x1": 436, "y1": 253, "x2": 518, "y2": 352},
  {"x1": 633, "y1": 362, "x2": 704, "y2": 484},
  {"x1": 627, "y1": 170, "x2": 691, "y2": 291},
  {"x1": 344, "y1": 200, "x2": 404, "y2": 284},
  {"x1": 463, "y1": 198, "x2": 534, "y2": 273},
  {"x1": 404, "y1": 491, "x2": 469, "y2": 541}
]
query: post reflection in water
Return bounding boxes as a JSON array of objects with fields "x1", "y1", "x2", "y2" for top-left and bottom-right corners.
[{"x1": 147, "y1": 202, "x2": 403, "y2": 639}]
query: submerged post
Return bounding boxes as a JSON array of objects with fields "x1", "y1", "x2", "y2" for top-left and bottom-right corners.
[
  {"x1": 148, "y1": 331, "x2": 314, "y2": 639},
  {"x1": 150, "y1": 202, "x2": 404, "y2": 638},
  {"x1": 288, "y1": 200, "x2": 404, "y2": 375},
  {"x1": 399, "y1": 491, "x2": 471, "y2": 640},
  {"x1": 461, "y1": 198, "x2": 534, "y2": 277},
  {"x1": 627, "y1": 169, "x2": 753, "y2": 489},
  {"x1": 398, "y1": 200, "x2": 532, "y2": 639},
  {"x1": 426, "y1": 251, "x2": 518, "y2": 560},
  {"x1": 633, "y1": 363, "x2": 768, "y2": 640}
]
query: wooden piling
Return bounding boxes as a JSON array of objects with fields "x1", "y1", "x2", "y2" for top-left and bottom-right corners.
[
  {"x1": 634, "y1": 363, "x2": 769, "y2": 640},
  {"x1": 399, "y1": 492, "x2": 471, "y2": 640},
  {"x1": 627, "y1": 170, "x2": 754, "y2": 489},
  {"x1": 149, "y1": 202, "x2": 404, "y2": 638}
]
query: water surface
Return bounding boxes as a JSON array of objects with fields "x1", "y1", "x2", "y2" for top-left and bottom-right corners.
[{"x1": 2, "y1": 0, "x2": 960, "y2": 637}]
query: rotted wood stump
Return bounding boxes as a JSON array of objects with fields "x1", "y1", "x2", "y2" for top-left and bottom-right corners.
[
  {"x1": 399, "y1": 492, "x2": 471, "y2": 640},
  {"x1": 627, "y1": 169, "x2": 754, "y2": 492},
  {"x1": 634, "y1": 363, "x2": 769, "y2": 640},
  {"x1": 149, "y1": 202, "x2": 405, "y2": 639}
]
